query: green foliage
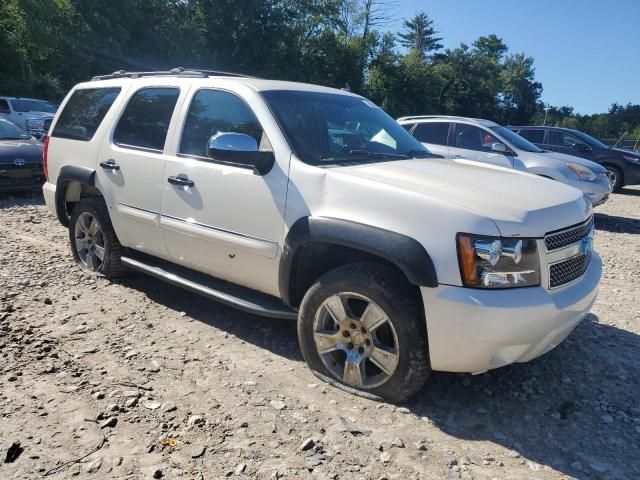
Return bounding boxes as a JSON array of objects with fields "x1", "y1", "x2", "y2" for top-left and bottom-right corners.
[{"x1": 0, "y1": 0, "x2": 630, "y2": 138}]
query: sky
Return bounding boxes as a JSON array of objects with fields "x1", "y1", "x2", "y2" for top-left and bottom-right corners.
[{"x1": 388, "y1": 0, "x2": 639, "y2": 115}]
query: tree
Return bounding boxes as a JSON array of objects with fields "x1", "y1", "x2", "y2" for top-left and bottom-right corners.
[
  {"x1": 473, "y1": 34, "x2": 507, "y2": 60},
  {"x1": 398, "y1": 11, "x2": 442, "y2": 59},
  {"x1": 499, "y1": 53, "x2": 542, "y2": 125}
]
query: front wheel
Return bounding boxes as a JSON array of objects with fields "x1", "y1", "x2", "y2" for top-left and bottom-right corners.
[
  {"x1": 69, "y1": 197, "x2": 127, "y2": 278},
  {"x1": 298, "y1": 263, "x2": 431, "y2": 402},
  {"x1": 604, "y1": 165, "x2": 623, "y2": 192}
]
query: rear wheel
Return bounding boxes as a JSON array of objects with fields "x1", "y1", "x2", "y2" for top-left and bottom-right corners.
[
  {"x1": 298, "y1": 263, "x2": 431, "y2": 402},
  {"x1": 69, "y1": 198, "x2": 127, "y2": 278},
  {"x1": 604, "y1": 165, "x2": 623, "y2": 192}
]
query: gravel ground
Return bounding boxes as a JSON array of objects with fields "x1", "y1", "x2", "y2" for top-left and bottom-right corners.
[{"x1": 1, "y1": 188, "x2": 639, "y2": 480}]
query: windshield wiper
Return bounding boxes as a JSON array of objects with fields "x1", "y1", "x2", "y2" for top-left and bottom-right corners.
[{"x1": 0, "y1": 137, "x2": 28, "y2": 140}]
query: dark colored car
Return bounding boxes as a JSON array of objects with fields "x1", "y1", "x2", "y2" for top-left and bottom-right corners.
[
  {"x1": 0, "y1": 118, "x2": 45, "y2": 192},
  {"x1": 510, "y1": 125, "x2": 640, "y2": 191}
]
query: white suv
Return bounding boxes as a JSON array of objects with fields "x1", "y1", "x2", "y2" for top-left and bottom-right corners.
[
  {"x1": 42, "y1": 69, "x2": 601, "y2": 401},
  {"x1": 0, "y1": 96, "x2": 57, "y2": 139},
  {"x1": 398, "y1": 115, "x2": 611, "y2": 206}
]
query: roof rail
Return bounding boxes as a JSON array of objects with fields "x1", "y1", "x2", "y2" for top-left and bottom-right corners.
[
  {"x1": 91, "y1": 67, "x2": 255, "y2": 81},
  {"x1": 397, "y1": 115, "x2": 470, "y2": 122}
]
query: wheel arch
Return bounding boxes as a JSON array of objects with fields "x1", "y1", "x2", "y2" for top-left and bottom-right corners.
[
  {"x1": 279, "y1": 217, "x2": 438, "y2": 307},
  {"x1": 55, "y1": 166, "x2": 102, "y2": 227}
]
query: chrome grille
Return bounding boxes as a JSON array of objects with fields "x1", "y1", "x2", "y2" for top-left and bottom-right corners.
[
  {"x1": 545, "y1": 217, "x2": 594, "y2": 251},
  {"x1": 549, "y1": 252, "x2": 592, "y2": 288}
]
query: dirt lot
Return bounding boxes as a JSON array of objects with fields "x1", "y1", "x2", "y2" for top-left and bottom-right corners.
[{"x1": 1, "y1": 189, "x2": 639, "y2": 480}]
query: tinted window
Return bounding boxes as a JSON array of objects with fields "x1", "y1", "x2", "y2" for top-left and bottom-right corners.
[
  {"x1": 518, "y1": 129, "x2": 545, "y2": 144},
  {"x1": 180, "y1": 89, "x2": 266, "y2": 158},
  {"x1": 0, "y1": 100, "x2": 9, "y2": 113},
  {"x1": 401, "y1": 123, "x2": 415, "y2": 132},
  {"x1": 114, "y1": 87, "x2": 179, "y2": 151},
  {"x1": 11, "y1": 99, "x2": 57, "y2": 113},
  {"x1": 262, "y1": 90, "x2": 430, "y2": 166},
  {"x1": 413, "y1": 122, "x2": 450, "y2": 145},
  {"x1": 52, "y1": 88, "x2": 120, "y2": 141},
  {"x1": 455, "y1": 124, "x2": 499, "y2": 150},
  {"x1": 548, "y1": 131, "x2": 587, "y2": 148},
  {"x1": 0, "y1": 119, "x2": 30, "y2": 140}
]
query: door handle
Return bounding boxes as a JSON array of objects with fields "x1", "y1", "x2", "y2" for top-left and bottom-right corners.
[
  {"x1": 99, "y1": 160, "x2": 120, "y2": 171},
  {"x1": 167, "y1": 176, "x2": 195, "y2": 187}
]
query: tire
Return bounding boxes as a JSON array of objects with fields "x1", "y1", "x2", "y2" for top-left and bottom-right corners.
[
  {"x1": 298, "y1": 262, "x2": 431, "y2": 402},
  {"x1": 69, "y1": 197, "x2": 127, "y2": 278},
  {"x1": 603, "y1": 165, "x2": 623, "y2": 192}
]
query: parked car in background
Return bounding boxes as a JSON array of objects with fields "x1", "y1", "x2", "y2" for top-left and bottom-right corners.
[
  {"x1": 399, "y1": 116, "x2": 611, "y2": 206},
  {"x1": 509, "y1": 125, "x2": 640, "y2": 191},
  {"x1": 42, "y1": 69, "x2": 600, "y2": 401},
  {"x1": 0, "y1": 96, "x2": 57, "y2": 140},
  {"x1": 0, "y1": 118, "x2": 44, "y2": 192}
]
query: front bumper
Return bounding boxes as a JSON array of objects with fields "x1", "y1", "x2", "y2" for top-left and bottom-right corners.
[
  {"x1": 421, "y1": 252, "x2": 601, "y2": 373},
  {"x1": 0, "y1": 164, "x2": 45, "y2": 192},
  {"x1": 571, "y1": 175, "x2": 611, "y2": 206}
]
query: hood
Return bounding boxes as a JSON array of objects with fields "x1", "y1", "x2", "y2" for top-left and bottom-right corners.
[
  {"x1": 0, "y1": 138, "x2": 43, "y2": 165},
  {"x1": 541, "y1": 151, "x2": 607, "y2": 173},
  {"x1": 612, "y1": 148, "x2": 640, "y2": 158},
  {"x1": 337, "y1": 158, "x2": 591, "y2": 237}
]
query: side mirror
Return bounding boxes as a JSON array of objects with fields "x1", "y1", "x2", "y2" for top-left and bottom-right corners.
[
  {"x1": 573, "y1": 143, "x2": 590, "y2": 152},
  {"x1": 207, "y1": 132, "x2": 275, "y2": 175},
  {"x1": 490, "y1": 142, "x2": 512, "y2": 154}
]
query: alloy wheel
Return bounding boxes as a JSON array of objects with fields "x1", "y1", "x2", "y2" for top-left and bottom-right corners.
[
  {"x1": 74, "y1": 212, "x2": 105, "y2": 271},
  {"x1": 312, "y1": 292, "x2": 399, "y2": 389}
]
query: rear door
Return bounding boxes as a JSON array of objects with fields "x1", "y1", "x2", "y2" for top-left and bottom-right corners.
[
  {"x1": 449, "y1": 123, "x2": 513, "y2": 168},
  {"x1": 96, "y1": 85, "x2": 185, "y2": 256},
  {"x1": 411, "y1": 122, "x2": 451, "y2": 157},
  {"x1": 516, "y1": 128, "x2": 545, "y2": 148}
]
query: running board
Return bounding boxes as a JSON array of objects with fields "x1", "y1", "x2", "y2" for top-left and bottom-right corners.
[{"x1": 120, "y1": 254, "x2": 297, "y2": 320}]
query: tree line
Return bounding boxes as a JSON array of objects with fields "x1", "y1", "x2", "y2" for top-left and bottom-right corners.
[{"x1": 1, "y1": 0, "x2": 637, "y2": 140}]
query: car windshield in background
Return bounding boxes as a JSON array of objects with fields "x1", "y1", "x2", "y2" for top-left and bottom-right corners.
[
  {"x1": 11, "y1": 99, "x2": 57, "y2": 113},
  {"x1": 0, "y1": 120, "x2": 31, "y2": 140},
  {"x1": 261, "y1": 90, "x2": 431, "y2": 166},
  {"x1": 572, "y1": 130, "x2": 609, "y2": 149},
  {"x1": 491, "y1": 125, "x2": 544, "y2": 153}
]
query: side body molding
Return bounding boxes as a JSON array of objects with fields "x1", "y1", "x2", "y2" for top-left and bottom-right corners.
[
  {"x1": 279, "y1": 216, "x2": 438, "y2": 304},
  {"x1": 55, "y1": 165, "x2": 96, "y2": 227}
]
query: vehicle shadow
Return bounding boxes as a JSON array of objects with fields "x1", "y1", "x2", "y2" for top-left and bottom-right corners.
[
  {"x1": 595, "y1": 212, "x2": 640, "y2": 234},
  {"x1": 0, "y1": 191, "x2": 45, "y2": 209},
  {"x1": 115, "y1": 272, "x2": 303, "y2": 361},
  {"x1": 407, "y1": 314, "x2": 640, "y2": 480},
  {"x1": 617, "y1": 187, "x2": 640, "y2": 197},
  {"x1": 114, "y1": 274, "x2": 639, "y2": 479}
]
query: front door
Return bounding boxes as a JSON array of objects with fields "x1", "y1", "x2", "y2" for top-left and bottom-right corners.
[
  {"x1": 97, "y1": 85, "x2": 183, "y2": 256},
  {"x1": 449, "y1": 123, "x2": 513, "y2": 168},
  {"x1": 544, "y1": 130, "x2": 594, "y2": 160},
  {"x1": 161, "y1": 88, "x2": 289, "y2": 296}
]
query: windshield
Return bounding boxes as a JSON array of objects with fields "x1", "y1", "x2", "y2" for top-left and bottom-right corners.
[
  {"x1": 490, "y1": 125, "x2": 544, "y2": 153},
  {"x1": 261, "y1": 90, "x2": 432, "y2": 165},
  {"x1": 0, "y1": 120, "x2": 31, "y2": 140},
  {"x1": 11, "y1": 99, "x2": 57, "y2": 113},
  {"x1": 571, "y1": 130, "x2": 609, "y2": 149}
]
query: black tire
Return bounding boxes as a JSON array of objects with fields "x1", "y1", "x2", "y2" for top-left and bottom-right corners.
[
  {"x1": 69, "y1": 197, "x2": 128, "y2": 278},
  {"x1": 603, "y1": 165, "x2": 623, "y2": 192},
  {"x1": 298, "y1": 262, "x2": 431, "y2": 402}
]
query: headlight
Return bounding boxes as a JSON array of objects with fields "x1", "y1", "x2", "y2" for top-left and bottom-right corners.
[
  {"x1": 567, "y1": 162, "x2": 597, "y2": 182},
  {"x1": 622, "y1": 154, "x2": 640, "y2": 164},
  {"x1": 457, "y1": 234, "x2": 540, "y2": 288}
]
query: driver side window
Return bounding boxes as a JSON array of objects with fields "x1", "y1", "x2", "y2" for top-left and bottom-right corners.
[
  {"x1": 179, "y1": 89, "x2": 270, "y2": 158},
  {"x1": 549, "y1": 131, "x2": 586, "y2": 148},
  {"x1": 455, "y1": 124, "x2": 499, "y2": 151}
]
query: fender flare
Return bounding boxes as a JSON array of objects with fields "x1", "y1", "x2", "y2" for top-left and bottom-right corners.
[
  {"x1": 278, "y1": 216, "x2": 438, "y2": 305},
  {"x1": 54, "y1": 166, "x2": 96, "y2": 227}
]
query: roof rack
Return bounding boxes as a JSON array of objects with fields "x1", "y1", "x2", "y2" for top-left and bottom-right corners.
[
  {"x1": 397, "y1": 115, "x2": 472, "y2": 122},
  {"x1": 91, "y1": 67, "x2": 255, "y2": 81}
]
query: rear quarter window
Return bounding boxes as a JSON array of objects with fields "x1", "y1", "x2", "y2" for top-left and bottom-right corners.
[{"x1": 52, "y1": 87, "x2": 121, "y2": 141}]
